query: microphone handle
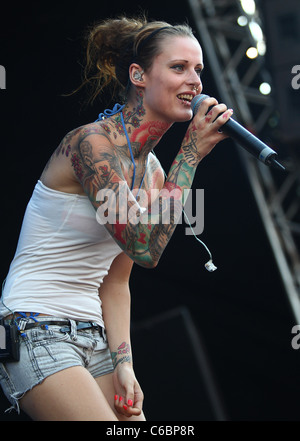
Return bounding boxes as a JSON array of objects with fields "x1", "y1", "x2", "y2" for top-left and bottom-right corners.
[
  {"x1": 222, "y1": 119, "x2": 285, "y2": 171},
  {"x1": 222, "y1": 118, "x2": 275, "y2": 164}
]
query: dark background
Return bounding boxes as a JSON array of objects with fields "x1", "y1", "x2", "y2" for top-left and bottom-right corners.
[{"x1": 1, "y1": 0, "x2": 299, "y2": 421}]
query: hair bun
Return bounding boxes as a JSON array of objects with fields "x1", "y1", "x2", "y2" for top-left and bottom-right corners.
[{"x1": 83, "y1": 16, "x2": 146, "y2": 102}]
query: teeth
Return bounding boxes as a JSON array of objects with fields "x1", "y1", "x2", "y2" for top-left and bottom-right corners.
[{"x1": 177, "y1": 94, "x2": 193, "y2": 101}]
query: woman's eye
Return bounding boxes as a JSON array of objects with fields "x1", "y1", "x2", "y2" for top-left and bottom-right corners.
[
  {"x1": 171, "y1": 65, "x2": 184, "y2": 72},
  {"x1": 171, "y1": 65, "x2": 203, "y2": 77}
]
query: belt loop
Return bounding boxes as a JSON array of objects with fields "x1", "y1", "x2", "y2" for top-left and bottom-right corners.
[
  {"x1": 69, "y1": 319, "x2": 78, "y2": 341},
  {"x1": 102, "y1": 327, "x2": 107, "y2": 342}
]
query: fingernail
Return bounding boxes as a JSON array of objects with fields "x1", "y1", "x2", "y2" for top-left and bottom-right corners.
[
  {"x1": 114, "y1": 395, "x2": 118, "y2": 401},
  {"x1": 128, "y1": 399, "x2": 133, "y2": 406},
  {"x1": 223, "y1": 109, "x2": 233, "y2": 119},
  {"x1": 119, "y1": 396, "x2": 123, "y2": 402},
  {"x1": 123, "y1": 405, "x2": 128, "y2": 410}
]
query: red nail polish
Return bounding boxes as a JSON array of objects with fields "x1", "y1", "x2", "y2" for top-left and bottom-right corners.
[
  {"x1": 114, "y1": 395, "x2": 118, "y2": 401},
  {"x1": 128, "y1": 399, "x2": 133, "y2": 406},
  {"x1": 119, "y1": 396, "x2": 123, "y2": 402},
  {"x1": 123, "y1": 405, "x2": 128, "y2": 410}
]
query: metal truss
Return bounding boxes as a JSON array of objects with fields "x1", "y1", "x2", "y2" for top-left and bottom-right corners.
[{"x1": 188, "y1": 0, "x2": 300, "y2": 322}]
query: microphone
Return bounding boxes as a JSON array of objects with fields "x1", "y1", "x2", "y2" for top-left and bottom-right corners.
[{"x1": 191, "y1": 94, "x2": 285, "y2": 171}]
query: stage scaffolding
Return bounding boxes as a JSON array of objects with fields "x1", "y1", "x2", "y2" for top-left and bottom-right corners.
[{"x1": 188, "y1": 0, "x2": 300, "y2": 322}]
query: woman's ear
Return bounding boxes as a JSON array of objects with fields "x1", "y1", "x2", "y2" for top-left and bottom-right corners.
[{"x1": 129, "y1": 64, "x2": 145, "y2": 88}]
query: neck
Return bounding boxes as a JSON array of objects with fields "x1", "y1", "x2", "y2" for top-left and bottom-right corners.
[{"x1": 120, "y1": 90, "x2": 172, "y2": 159}]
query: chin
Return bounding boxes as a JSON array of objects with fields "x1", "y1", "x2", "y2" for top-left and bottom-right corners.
[
  {"x1": 174, "y1": 110, "x2": 193, "y2": 123},
  {"x1": 157, "y1": 106, "x2": 193, "y2": 124}
]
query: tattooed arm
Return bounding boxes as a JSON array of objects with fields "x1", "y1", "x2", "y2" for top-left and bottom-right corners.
[
  {"x1": 99, "y1": 252, "x2": 144, "y2": 417},
  {"x1": 73, "y1": 101, "x2": 231, "y2": 268}
]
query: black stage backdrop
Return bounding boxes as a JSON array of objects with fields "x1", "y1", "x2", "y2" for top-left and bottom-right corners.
[{"x1": 0, "y1": 0, "x2": 299, "y2": 421}]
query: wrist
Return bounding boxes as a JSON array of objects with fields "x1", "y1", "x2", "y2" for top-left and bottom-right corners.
[
  {"x1": 111, "y1": 341, "x2": 132, "y2": 369},
  {"x1": 112, "y1": 354, "x2": 133, "y2": 369},
  {"x1": 179, "y1": 144, "x2": 202, "y2": 167}
]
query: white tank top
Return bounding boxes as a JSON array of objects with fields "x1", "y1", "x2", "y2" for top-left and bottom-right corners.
[{"x1": 0, "y1": 180, "x2": 122, "y2": 326}]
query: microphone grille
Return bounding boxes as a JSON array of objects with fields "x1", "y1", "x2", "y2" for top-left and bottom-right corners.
[{"x1": 191, "y1": 94, "x2": 210, "y2": 116}]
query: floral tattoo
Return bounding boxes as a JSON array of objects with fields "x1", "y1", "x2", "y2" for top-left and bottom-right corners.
[{"x1": 111, "y1": 341, "x2": 132, "y2": 369}]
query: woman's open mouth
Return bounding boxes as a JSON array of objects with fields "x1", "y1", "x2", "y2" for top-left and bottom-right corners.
[{"x1": 177, "y1": 93, "x2": 193, "y2": 106}]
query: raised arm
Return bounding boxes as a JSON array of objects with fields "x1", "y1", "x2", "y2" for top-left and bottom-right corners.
[{"x1": 72, "y1": 100, "x2": 232, "y2": 268}]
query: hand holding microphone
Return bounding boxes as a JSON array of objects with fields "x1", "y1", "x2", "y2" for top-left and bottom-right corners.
[{"x1": 191, "y1": 94, "x2": 285, "y2": 171}]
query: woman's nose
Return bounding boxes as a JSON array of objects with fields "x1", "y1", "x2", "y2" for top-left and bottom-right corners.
[{"x1": 188, "y1": 71, "x2": 202, "y2": 91}]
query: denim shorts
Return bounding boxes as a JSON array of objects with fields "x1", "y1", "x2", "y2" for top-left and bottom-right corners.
[{"x1": 0, "y1": 317, "x2": 114, "y2": 413}]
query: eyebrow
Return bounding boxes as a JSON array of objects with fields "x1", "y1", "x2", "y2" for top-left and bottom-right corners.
[{"x1": 170, "y1": 59, "x2": 204, "y2": 69}]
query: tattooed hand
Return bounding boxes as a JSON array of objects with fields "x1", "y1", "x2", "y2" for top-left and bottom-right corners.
[{"x1": 181, "y1": 97, "x2": 232, "y2": 163}]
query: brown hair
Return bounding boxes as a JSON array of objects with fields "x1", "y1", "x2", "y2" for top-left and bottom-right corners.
[{"x1": 81, "y1": 15, "x2": 196, "y2": 104}]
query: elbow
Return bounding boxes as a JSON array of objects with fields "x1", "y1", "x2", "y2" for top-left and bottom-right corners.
[
  {"x1": 134, "y1": 256, "x2": 160, "y2": 269},
  {"x1": 144, "y1": 259, "x2": 159, "y2": 269},
  {"x1": 124, "y1": 245, "x2": 161, "y2": 269}
]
